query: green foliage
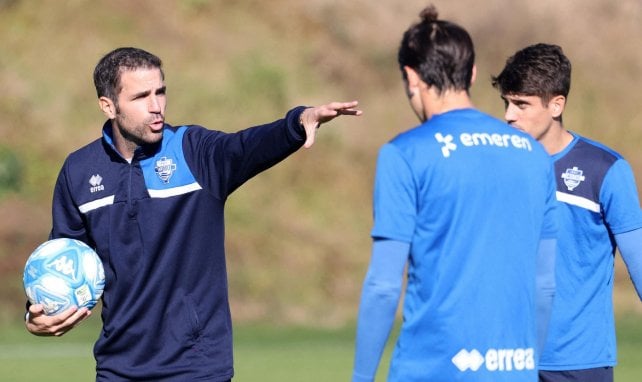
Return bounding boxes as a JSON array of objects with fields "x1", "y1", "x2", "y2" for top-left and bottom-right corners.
[
  {"x1": 0, "y1": 146, "x2": 22, "y2": 196},
  {"x1": 230, "y1": 53, "x2": 288, "y2": 112}
]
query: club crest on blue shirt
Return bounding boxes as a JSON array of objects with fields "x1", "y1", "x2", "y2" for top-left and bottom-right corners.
[
  {"x1": 155, "y1": 156, "x2": 177, "y2": 184},
  {"x1": 561, "y1": 166, "x2": 585, "y2": 191}
]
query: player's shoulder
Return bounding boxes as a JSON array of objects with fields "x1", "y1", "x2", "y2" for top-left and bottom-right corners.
[
  {"x1": 388, "y1": 108, "x2": 547, "y2": 158},
  {"x1": 65, "y1": 137, "x2": 104, "y2": 164},
  {"x1": 572, "y1": 132, "x2": 625, "y2": 161},
  {"x1": 390, "y1": 108, "x2": 490, "y2": 143},
  {"x1": 181, "y1": 123, "x2": 227, "y2": 140}
]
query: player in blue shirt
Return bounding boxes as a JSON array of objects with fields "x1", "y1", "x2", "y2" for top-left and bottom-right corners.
[
  {"x1": 24, "y1": 47, "x2": 362, "y2": 381},
  {"x1": 492, "y1": 43, "x2": 642, "y2": 382},
  {"x1": 352, "y1": 6, "x2": 558, "y2": 382}
]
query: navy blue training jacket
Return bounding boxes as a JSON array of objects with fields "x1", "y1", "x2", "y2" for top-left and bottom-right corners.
[{"x1": 49, "y1": 106, "x2": 307, "y2": 381}]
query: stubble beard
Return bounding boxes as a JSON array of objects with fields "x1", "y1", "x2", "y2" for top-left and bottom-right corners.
[{"x1": 114, "y1": 111, "x2": 164, "y2": 149}]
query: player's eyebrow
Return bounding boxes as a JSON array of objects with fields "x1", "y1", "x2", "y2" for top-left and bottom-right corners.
[
  {"x1": 130, "y1": 89, "x2": 151, "y2": 99},
  {"x1": 503, "y1": 95, "x2": 531, "y2": 105},
  {"x1": 131, "y1": 86, "x2": 166, "y2": 100}
]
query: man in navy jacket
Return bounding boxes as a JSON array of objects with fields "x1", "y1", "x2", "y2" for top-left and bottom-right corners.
[{"x1": 25, "y1": 47, "x2": 361, "y2": 381}]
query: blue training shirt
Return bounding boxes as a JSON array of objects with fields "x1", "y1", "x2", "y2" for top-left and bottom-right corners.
[
  {"x1": 49, "y1": 107, "x2": 307, "y2": 381},
  {"x1": 539, "y1": 132, "x2": 642, "y2": 370},
  {"x1": 371, "y1": 108, "x2": 557, "y2": 382}
]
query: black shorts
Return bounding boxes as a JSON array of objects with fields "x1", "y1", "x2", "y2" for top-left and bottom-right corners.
[{"x1": 539, "y1": 367, "x2": 613, "y2": 382}]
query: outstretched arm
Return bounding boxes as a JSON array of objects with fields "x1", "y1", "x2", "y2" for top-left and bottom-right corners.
[
  {"x1": 353, "y1": 239, "x2": 409, "y2": 382},
  {"x1": 298, "y1": 101, "x2": 362, "y2": 148}
]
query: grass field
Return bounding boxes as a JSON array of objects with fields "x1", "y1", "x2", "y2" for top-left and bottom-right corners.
[{"x1": 1, "y1": 314, "x2": 641, "y2": 381}]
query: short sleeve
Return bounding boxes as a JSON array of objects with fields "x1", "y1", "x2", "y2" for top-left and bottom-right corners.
[
  {"x1": 601, "y1": 159, "x2": 642, "y2": 234},
  {"x1": 371, "y1": 143, "x2": 416, "y2": 242}
]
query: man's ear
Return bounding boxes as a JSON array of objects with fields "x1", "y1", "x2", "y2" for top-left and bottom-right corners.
[
  {"x1": 403, "y1": 65, "x2": 426, "y2": 98},
  {"x1": 470, "y1": 64, "x2": 477, "y2": 85},
  {"x1": 98, "y1": 96, "x2": 117, "y2": 119},
  {"x1": 548, "y1": 95, "x2": 566, "y2": 118},
  {"x1": 403, "y1": 66, "x2": 421, "y2": 88}
]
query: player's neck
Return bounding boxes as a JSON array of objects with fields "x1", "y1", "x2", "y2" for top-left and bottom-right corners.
[
  {"x1": 541, "y1": 123, "x2": 573, "y2": 155},
  {"x1": 423, "y1": 89, "x2": 474, "y2": 120},
  {"x1": 110, "y1": 121, "x2": 137, "y2": 161}
]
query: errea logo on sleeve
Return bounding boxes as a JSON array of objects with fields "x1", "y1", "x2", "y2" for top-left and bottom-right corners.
[
  {"x1": 452, "y1": 347, "x2": 535, "y2": 373},
  {"x1": 435, "y1": 132, "x2": 533, "y2": 158}
]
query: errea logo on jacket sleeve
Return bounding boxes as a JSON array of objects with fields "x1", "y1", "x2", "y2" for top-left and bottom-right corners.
[
  {"x1": 452, "y1": 347, "x2": 535, "y2": 373},
  {"x1": 435, "y1": 132, "x2": 533, "y2": 158}
]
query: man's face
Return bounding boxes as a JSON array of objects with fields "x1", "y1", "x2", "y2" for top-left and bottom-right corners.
[
  {"x1": 501, "y1": 94, "x2": 557, "y2": 142},
  {"x1": 111, "y1": 67, "x2": 166, "y2": 149}
]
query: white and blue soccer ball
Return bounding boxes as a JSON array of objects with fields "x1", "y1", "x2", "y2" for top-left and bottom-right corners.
[{"x1": 23, "y1": 238, "x2": 105, "y2": 315}]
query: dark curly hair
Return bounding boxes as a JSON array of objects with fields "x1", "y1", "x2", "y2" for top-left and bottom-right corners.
[{"x1": 492, "y1": 43, "x2": 571, "y2": 102}]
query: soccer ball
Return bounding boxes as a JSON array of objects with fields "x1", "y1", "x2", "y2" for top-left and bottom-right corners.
[{"x1": 23, "y1": 238, "x2": 105, "y2": 315}]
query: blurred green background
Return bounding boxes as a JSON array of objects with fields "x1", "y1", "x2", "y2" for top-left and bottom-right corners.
[{"x1": 1, "y1": 0, "x2": 641, "y2": 380}]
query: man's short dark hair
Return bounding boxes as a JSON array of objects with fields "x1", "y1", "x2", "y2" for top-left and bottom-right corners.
[
  {"x1": 398, "y1": 5, "x2": 475, "y2": 94},
  {"x1": 93, "y1": 47, "x2": 164, "y2": 102},
  {"x1": 492, "y1": 43, "x2": 571, "y2": 102}
]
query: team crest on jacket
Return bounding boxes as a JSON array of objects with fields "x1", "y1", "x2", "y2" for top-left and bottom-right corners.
[
  {"x1": 155, "y1": 157, "x2": 177, "y2": 184},
  {"x1": 561, "y1": 166, "x2": 585, "y2": 191}
]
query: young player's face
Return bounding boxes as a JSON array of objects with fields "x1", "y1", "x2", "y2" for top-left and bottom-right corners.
[
  {"x1": 112, "y1": 68, "x2": 167, "y2": 151},
  {"x1": 501, "y1": 94, "x2": 556, "y2": 142}
]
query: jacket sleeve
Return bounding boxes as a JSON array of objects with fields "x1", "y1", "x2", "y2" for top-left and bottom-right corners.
[
  {"x1": 183, "y1": 107, "x2": 307, "y2": 199},
  {"x1": 50, "y1": 159, "x2": 90, "y2": 244},
  {"x1": 26, "y1": 159, "x2": 90, "y2": 317}
]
